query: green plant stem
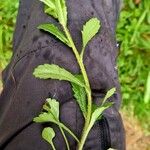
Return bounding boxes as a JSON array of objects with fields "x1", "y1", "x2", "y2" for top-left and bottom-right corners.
[
  {"x1": 52, "y1": 114, "x2": 79, "y2": 144},
  {"x1": 59, "y1": 126, "x2": 70, "y2": 150},
  {"x1": 80, "y1": 47, "x2": 85, "y2": 60},
  {"x1": 77, "y1": 124, "x2": 92, "y2": 150},
  {"x1": 62, "y1": 25, "x2": 92, "y2": 149},
  {"x1": 77, "y1": 93, "x2": 92, "y2": 150},
  {"x1": 59, "y1": 123, "x2": 80, "y2": 143},
  {"x1": 50, "y1": 142, "x2": 56, "y2": 150}
]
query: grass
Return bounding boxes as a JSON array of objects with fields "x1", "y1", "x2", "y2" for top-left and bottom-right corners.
[
  {"x1": 117, "y1": 0, "x2": 150, "y2": 133},
  {"x1": 0, "y1": 0, "x2": 150, "y2": 133},
  {"x1": 0, "y1": 0, "x2": 18, "y2": 69}
]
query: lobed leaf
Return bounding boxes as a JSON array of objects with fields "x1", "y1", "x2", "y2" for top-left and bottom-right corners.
[
  {"x1": 82, "y1": 18, "x2": 100, "y2": 49},
  {"x1": 34, "y1": 98, "x2": 79, "y2": 143},
  {"x1": 46, "y1": 98, "x2": 60, "y2": 119},
  {"x1": 38, "y1": 24, "x2": 70, "y2": 46},
  {"x1": 34, "y1": 99, "x2": 59, "y2": 123},
  {"x1": 33, "y1": 112, "x2": 57, "y2": 123},
  {"x1": 33, "y1": 64, "x2": 86, "y2": 88}
]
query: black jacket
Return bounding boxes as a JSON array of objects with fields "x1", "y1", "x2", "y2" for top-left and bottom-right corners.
[{"x1": 0, "y1": 0, "x2": 125, "y2": 149}]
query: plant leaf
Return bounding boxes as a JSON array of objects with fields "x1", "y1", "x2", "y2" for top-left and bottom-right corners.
[
  {"x1": 86, "y1": 104, "x2": 110, "y2": 134},
  {"x1": 144, "y1": 72, "x2": 150, "y2": 104},
  {"x1": 46, "y1": 98, "x2": 59, "y2": 119},
  {"x1": 33, "y1": 112, "x2": 57, "y2": 123},
  {"x1": 82, "y1": 18, "x2": 100, "y2": 48},
  {"x1": 60, "y1": 0, "x2": 67, "y2": 25},
  {"x1": 40, "y1": 0, "x2": 58, "y2": 19},
  {"x1": 40, "y1": 0, "x2": 67, "y2": 25},
  {"x1": 33, "y1": 64, "x2": 86, "y2": 88},
  {"x1": 40, "y1": 0, "x2": 55, "y2": 8},
  {"x1": 34, "y1": 99, "x2": 60, "y2": 123},
  {"x1": 34, "y1": 98, "x2": 79, "y2": 143},
  {"x1": 71, "y1": 75, "x2": 87, "y2": 118},
  {"x1": 44, "y1": 5, "x2": 58, "y2": 19},
  {"x1": 55, "y1": 0, "x2": 67, "y2": 25},
  {"x1": 102, "y1": 88, "x2": 116, "y2": 105},
  {"x1": 42, "y1": 127, "x2": 56, "y2": 147},
  {"x1": 38, "y1": 24, "x2": 70, "y2": 46}
]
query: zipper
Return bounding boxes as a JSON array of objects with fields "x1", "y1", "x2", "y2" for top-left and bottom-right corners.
[{"x1": 98, "y1": 117, "x2": 111, "y2": 150}]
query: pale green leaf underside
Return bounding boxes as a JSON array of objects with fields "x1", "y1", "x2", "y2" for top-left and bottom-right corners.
[
  {"x1": 45, "y1": 5, "x2": 58, "y2": 19},
  {"x1": 60, "y1": 0, "x2": 67, "y2": 25},
  {"x1": 34, "y1": 98, "x2": 79, "y2": 143},
  {"x1": 38, "y1": 24, "x2": 70, "y2": 46},
  {"x1": 34, "y1": 99, "x2": 59, "y2": 123},
  {"x1": 40, "y1": 0, "x2": 55, "y2": 8},
  {"x1": 102, "y1": 87, "x2": 116, "y2": 105},
  {"x1": 82, "y1": 18, "x2": 100, "y2": 48},
  {"x1": 71, "y1": 75, "x2": 87, "y2": 118},
  {"x1": 33, "y1": 64, "x2": 85, "y2": 88},
  {"x1": 33, "y1": 112, "x2": 57, "y2": 123},
  {"x1": 40, "y1": 0, "x2": 67, "y2": 25},
  {"x1": 87, "y1": 105, "x2": 110, "y2": 134},
  {"x1": 55, "y1": 0, "x2": 67, "y2": 25},
  {"x1": 42, "y1": 127, "x2": 55, "y2": 144},
  {"x1": 40, "y1": 0, "x2": 58, "y2": 19},
  {"x1": 46, "y1": 98, "x2": 60, "y2": 119}
]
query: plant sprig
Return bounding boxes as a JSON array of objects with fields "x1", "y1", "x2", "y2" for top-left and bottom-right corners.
[
  {"x1": 34, "y1": 98, "x2": 79, "y2": 150},
  {"x1": 33, "y1": 0, "x2": 116, "y2": 149}
]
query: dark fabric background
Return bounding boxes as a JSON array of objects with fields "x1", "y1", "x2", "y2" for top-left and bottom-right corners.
[{"x1": 0, "y1": 0, "x2": 125, "y2": 149}]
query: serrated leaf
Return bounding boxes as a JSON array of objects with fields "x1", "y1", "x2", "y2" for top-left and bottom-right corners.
[
  {"x1": 55, "y1": 0, "x2": 67, "y2": 25},
  {"x1": 87, "y1": 104, "x2": 111, "y2": 133},
  {"x1": 102, "y1": 88, "x2": 116, "y2": 105},
  {"x1": 43, "y1": 103, "x2": 51, "y2": 112},
  {"x1": 33, "y1": 112, "x2": 57, "y2": 123},
  {"x1": 60, "y1": 0, "x2": 67, "y2": 25},
  {"x1": 42, "y1": 127, "x2": 55, "y2": 147},
  {"x1": 44, "y1": 5, "x2": 58, "y2": 19},
  {"x1": 40, "y1": 0, "x2": 55, "y2": 8},
  {"x1": 34, "y1": 98, "x2": 79, "y2": 143},
  {"x1": 46, "y1": 98, "x2": 59, "y2": 119},
  {"x1": 34, "y1": 99, "x2": 59, "y2": 123},
  {"x1": 33, "y1": 64, "x2": 86, "y2": 88},
  {"x1": 40, "y1": 0, "x2": 67, "y2": 25},
  {"x1": 40, "y1": 0, "x2": 58, "y2": 19},
  {"x1": 82, "y1": 18, "x2": 100, "y2": 48},
  {"x1": 97, "y1": 102, "x2": 114, "y2": 120},
  {"x1": 71, "y1": 75, "x2": 87, "y2": 118},
  {"x1": 38, "y1": 24, "x2": 70, "y2": 46}
]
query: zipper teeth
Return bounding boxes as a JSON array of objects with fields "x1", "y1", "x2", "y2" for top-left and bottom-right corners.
[{"x1": 99, "y1": 117, "x2": 111, "y2": 150}]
